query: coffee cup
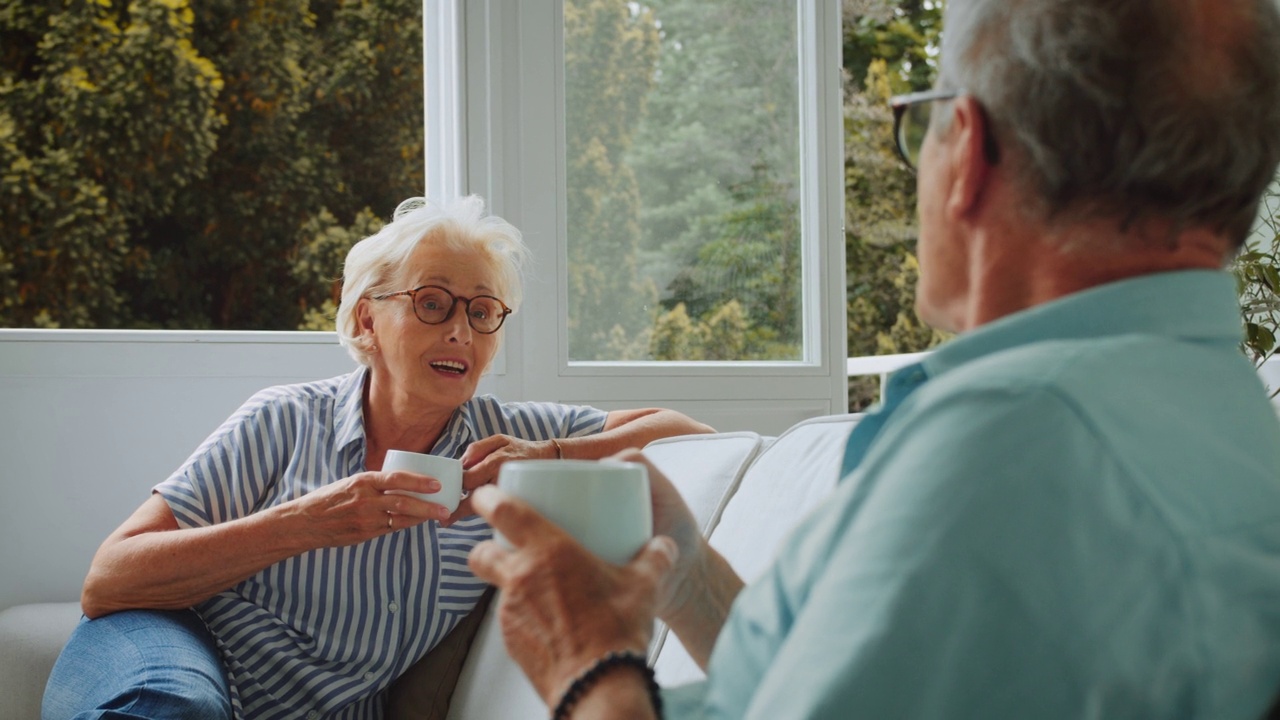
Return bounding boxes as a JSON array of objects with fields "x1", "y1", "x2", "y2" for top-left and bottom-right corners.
[
  {"x1": 495, "y1": 459, "x2": 652, "y2": 565},
  {"x1": 383, "y1": 449, "x2": 464, "y2": 514}
]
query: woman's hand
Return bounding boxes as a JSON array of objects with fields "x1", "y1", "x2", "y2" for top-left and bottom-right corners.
[
  {"x1": 447, "y1": 434, "x2": 557, "y2": 523},
  {"x1": 81, "y1": 470, "x2": 449, "y2": 618},
  {"x1": 288, "y1": 469, "x2": 451, "y2": 547},
  {"x1": 467, "y1": 485, "x2": 677, "y2": 707}
]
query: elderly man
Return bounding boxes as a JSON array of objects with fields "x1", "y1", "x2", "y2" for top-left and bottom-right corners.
[{"x1": 468, "y1": 0, "x2": 1280, "y2": 717}]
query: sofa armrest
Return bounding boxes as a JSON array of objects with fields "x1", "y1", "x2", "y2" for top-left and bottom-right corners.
[{"x1": 0, "y1": 602, "x2": 84, "y2": 720}]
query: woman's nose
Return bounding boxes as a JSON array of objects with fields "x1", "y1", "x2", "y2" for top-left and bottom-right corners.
[{"x1": 444, "y1": 303, "x2": 473, "y2": 343}]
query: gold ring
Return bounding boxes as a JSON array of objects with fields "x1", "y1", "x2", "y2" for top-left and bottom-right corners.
[{"x1": 387, "y1": 514, "x2": 393, "y2": 530}]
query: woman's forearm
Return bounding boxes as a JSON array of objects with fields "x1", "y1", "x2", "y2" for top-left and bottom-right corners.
[
  {"x1": 559, "y1": 409, "x2": 714, "y2": 460},
  {"x1": 81, "y1": 495, "x2": 315, "y2": 618}
]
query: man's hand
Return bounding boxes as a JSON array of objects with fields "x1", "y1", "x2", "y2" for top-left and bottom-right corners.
[{"x1": 468, "y1": 485, "x2": 678, "y2": 706}]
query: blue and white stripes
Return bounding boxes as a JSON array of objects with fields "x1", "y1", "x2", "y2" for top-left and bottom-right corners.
[{"x1": 154, "y1": 369, "x2": 607, "y2": 719}]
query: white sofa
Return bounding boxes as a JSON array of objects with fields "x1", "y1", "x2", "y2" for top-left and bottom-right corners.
[{"x1": 0, "y1": 411, "x2": 861, "y2": 719}]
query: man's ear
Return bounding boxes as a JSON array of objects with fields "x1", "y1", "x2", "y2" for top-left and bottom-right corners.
[{"x1": 943, "y1": 96, "x2": 995, "y2": 220}]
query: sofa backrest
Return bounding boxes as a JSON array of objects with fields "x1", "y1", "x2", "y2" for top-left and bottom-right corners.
[{"x1": 650, "y1": 413, "x2": 862, "y2": 688}]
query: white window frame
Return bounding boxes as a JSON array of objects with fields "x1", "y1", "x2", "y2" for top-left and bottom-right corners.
[{"x1": 428, "y1": 0, "x2": 846, "y2": 434}]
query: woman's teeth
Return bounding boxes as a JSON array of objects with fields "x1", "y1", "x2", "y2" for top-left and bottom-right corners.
[{"x1": 430, "y1": 360, "x2": 466, "y2": 374}]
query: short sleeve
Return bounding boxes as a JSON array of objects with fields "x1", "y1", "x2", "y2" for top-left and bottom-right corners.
[
  {"x1": 153, "y1": 388, "x2": 296, "y2": 529},
  {"x1": 468, "y1": 397, "x2": 608, "y2": 442}
]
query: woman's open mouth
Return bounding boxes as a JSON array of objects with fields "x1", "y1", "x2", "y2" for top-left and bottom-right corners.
[{"x1": 429, "y1": 360, "x2": 468, "y2": 376}]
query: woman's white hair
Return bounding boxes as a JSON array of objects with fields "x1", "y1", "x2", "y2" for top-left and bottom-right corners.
[{"x1": 336, "y1": 195, "x2": 531, "y2": 366}]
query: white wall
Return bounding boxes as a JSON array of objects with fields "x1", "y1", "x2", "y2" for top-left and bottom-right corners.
[{"x1": 0, "y1": 331, "x2": 363, "y2": 611}]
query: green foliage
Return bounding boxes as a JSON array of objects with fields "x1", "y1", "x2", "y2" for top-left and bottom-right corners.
[
  {"x1": 1, "y1": 0, "x2": 222, "y2": 327},
  {"x1": 627, "y1": 0, "x2": 801, "y2": 361},
  {"x1": 664, "y1": 164, "x2": 800, "y2": 359},
  {"x1": 842, "y1": 7, "x2": 948, "y2": 409},
  {"x1": 0, "y1": 0, "x2": 423, "y2": 329},
  {"x1": 1233, "y1": 182, "x2": 1280, "y2": 397},
  {"x1": 564, "y1": 0, "x2": 661, "y2": 360}
]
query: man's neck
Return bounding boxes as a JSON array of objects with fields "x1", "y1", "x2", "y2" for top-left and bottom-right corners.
[{"x1": 955, "y1": 215, "x2": 1233, "y2": 332}]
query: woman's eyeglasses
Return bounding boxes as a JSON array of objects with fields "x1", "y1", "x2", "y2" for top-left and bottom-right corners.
[{"x1": 372, "y1": 285, "x2": 512, "y2": 334}]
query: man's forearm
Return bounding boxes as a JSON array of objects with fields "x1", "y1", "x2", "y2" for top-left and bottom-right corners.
[{"x1": 661, "y1": 544, "x2": 744, "y2": 670}]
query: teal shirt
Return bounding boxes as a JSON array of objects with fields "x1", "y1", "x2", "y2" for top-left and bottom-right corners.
[{"x1": 666, "y1": 271, "x2": 1280, "y2": 719}]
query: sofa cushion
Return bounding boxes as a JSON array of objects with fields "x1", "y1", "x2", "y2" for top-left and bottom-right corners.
[
  {"x1": 640, "y1": 431, "x2": 765, "y2": 536},
  {"x1": 0, "y1": 602, "x2": 83, "y2": 720},
  {"x1": 652, "y1": 414, "x2": 861, "y2": 687}
]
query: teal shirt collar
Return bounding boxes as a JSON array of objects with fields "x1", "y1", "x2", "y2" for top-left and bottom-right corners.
[
  {"x1": 922, "y1": 269, "x2": 1242, "y2": 379},
  {"x1": 841, "y1": 270, "x2": 1244, "y2": 479}
]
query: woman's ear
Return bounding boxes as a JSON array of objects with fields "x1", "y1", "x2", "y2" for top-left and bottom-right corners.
[{"x1": 356, "y1": 298, "x2": 376, "y2": 341}]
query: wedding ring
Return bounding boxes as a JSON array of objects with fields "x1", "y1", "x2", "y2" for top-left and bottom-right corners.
[{"x1": 387, "y1": 514, "x2": 393, "y2": 530}]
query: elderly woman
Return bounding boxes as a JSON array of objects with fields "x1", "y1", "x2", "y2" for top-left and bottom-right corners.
[{"x1": 42, "y1": 195, "x2": 713, "y2": 720}]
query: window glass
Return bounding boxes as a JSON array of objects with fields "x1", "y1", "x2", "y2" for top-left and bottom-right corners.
[
  {"x1": 0, "y1": 0, "x2": 423, "y2": 330},
  {"x1": 563, "y1": 0, "x2": 802, "y2": 361}
]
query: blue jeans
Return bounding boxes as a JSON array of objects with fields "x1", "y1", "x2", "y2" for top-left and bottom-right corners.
[{"x1": 42, "y1": 609, "x2": 232, "y2": 720}]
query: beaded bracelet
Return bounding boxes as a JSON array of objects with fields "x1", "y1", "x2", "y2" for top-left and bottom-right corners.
[{"x1": 551, "y1": 650, "x2": 663, "y2": 720}]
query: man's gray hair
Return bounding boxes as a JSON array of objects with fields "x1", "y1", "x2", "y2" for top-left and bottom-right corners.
[
  {"x1": 940, "y1": 0, "x2": 1280, "y2": 245},
  {"x1": 336, "y1": 195, "x2": 531, "y2": 366}
]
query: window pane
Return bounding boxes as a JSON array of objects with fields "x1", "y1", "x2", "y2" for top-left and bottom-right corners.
[
  {"x1": 564, "y1": 0, "x2": 801, "y2": 361},
  {"x1": 0, "y1": 1, "x2": 423, "y2": 330}
]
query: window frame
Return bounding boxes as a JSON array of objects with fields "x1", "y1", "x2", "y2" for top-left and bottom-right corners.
[{"x1": 429, "y1": 0, "x2": 846, "y2": 432}]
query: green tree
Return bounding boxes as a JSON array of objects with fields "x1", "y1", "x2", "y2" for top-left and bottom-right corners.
[
  {"x1": 564, "y1": 0, "x2": 661, "y2": 360},
  {"x1": 665, "y1": 163, "x2": 800, "y2": 359},
  {"x1": 842, "y1": 2, "x2": 948, "y2": 409},
  {"x1": 628, "y1": 0, "x2": 800, "y2": 357},
  {"x1": 0, "y1": 0, "x2": 423, "y2": 330},
  {"x1": 0, "y1": 0, "x2": 222, "y2": 327}
]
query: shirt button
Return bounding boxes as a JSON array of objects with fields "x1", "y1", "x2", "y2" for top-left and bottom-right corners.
[
  {"x1": 364, "y1": 671, "x2": 376, "y2": 682},
  {"x1": 307, "y1": 712, "x2": 319, "y2": 720},
  {"x1": 388, "y1": 601, "x2": 399, "y2": 613}
]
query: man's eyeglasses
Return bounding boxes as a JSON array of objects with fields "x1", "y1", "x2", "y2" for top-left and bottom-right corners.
[
  {"x1": 890, "y1": 89, "x2": 1000, "y2": 173},
  {"x1": 372, "y1": 285, "x2": 513, "y2": 334}
]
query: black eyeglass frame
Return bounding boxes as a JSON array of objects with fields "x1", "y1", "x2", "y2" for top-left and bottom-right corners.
[
  {"x1": 889, "y1": 89, "x2": 1001, "y2": 173},
  {"x1": 372, "y1": 284, "x2": 513, "y2": 334}
]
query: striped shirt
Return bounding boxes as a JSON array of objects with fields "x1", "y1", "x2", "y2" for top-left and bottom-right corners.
[{"x1": 154, "y1": 368, "x2": 608, "y2": 719}]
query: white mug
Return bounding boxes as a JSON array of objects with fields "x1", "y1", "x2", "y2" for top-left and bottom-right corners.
[
  {"x1": 382, "y1": 449, "x2": 464, "y2": 514},
  {"x1": 496, "y1": 459, "x2": 652, "y2": 565}
]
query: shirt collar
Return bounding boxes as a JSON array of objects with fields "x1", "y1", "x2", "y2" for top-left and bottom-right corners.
[
  {"x1": 333, "y1": 366, "x2": 482, "y2": 458},
  {"x1": 920, "y1": 269, "x2": 1243, "y2": 381},
  {"x1": 430, "y1": 403, "x2": 477, "y2": 457},
  {"x1": 333, "y1": 366, "x2": 369, "y2": 453},
  {"x1": 841, "y1": 270, "x2": 1243, "y2": 480}
]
